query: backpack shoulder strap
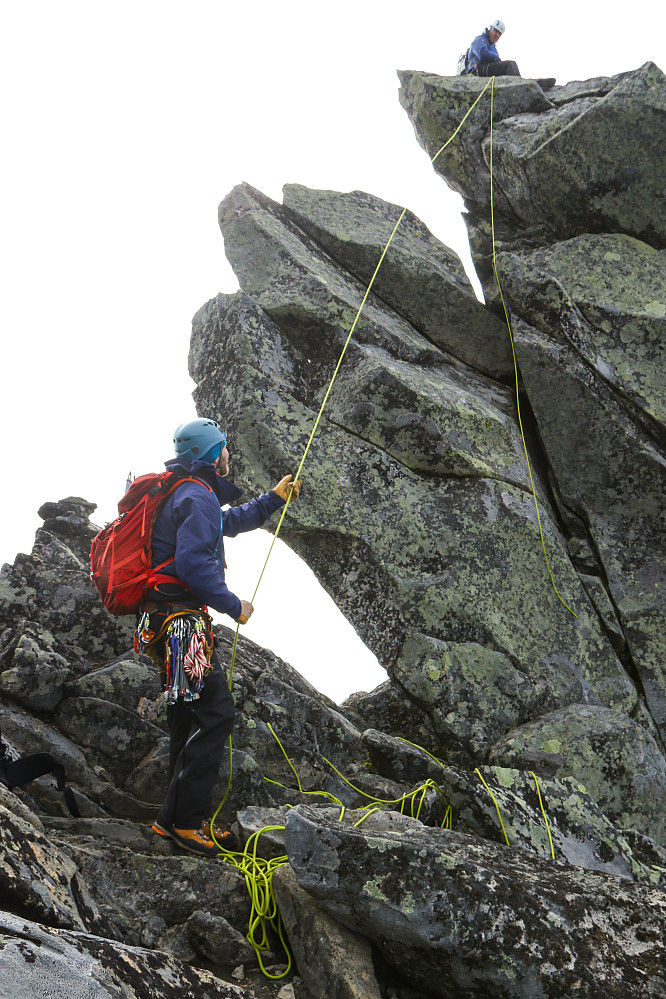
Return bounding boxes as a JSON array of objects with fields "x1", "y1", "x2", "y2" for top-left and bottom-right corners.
[{"x1": 164, "y1": 475, "x2": 214, "y2": 499}]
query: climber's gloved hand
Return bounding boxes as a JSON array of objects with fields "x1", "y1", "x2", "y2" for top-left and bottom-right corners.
[
  {"x1": 273, "y1": 475, "x2": 302, "y2": 503},
  {"x1": 237, "y1": 600, "x2": 254, "y2": 625}
]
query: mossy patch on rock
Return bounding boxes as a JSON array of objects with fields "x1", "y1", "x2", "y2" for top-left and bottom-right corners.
[{"x1": 488, "y1": 704, "x2": 666, "y2": 846}]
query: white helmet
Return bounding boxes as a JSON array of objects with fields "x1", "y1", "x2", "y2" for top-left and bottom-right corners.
[{"x1": 489, "y1": 19, "x2": 505, "y2": 34}]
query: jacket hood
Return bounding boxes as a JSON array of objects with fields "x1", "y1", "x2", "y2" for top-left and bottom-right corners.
[{"x1": 164, "y1": 454, "x2": 243, "y2": 505}]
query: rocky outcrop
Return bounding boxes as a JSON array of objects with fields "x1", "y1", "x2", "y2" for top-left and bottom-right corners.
[
  {"x1": 398, "y1": 64, "x2": 666, "y2": 280},
  {"x1": 2, "y1": 63, "x2": 666, "y2": 999},
  {"x1": 0, "y1": 911, "x2": 246, "y2": 999},
  {"x1": 285, "y1": 806, "x2": 666, "y2": 999},
  {"x1": 398, "y1": 61, "x2": 666, "y2": 748}
]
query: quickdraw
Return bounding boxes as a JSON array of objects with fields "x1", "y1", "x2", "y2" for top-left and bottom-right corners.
[{"x1": 135, "y1": 609, "x2": 214, "y2": 702}]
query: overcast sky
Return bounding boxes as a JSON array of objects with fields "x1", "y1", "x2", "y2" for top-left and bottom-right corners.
[{"x1": 0, "y1": 2, "x2": 655, "y2": 700}]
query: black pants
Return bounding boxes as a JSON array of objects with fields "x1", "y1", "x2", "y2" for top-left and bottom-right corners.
[
  {"x1": 478, "y1": 60, "x2": 521, "y2": 77},
  {"x1": 157, "y1": 652, "x2": 235, "y2": 829},
  {"x1": 142, "y1": 606, "x2": 236, "y2": 830}
]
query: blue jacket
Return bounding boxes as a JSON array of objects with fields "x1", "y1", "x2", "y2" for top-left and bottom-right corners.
[
  {"x1": 150, "y1": 454, "x2": 284, "y2": 620},
  {"x1": 466, "y1": 31, "x2": 499, "y2": 74}
]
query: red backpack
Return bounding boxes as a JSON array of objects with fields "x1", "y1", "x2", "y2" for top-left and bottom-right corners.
[{"x1": 90, "y1": 471, "x2": 212, "y2": 615}]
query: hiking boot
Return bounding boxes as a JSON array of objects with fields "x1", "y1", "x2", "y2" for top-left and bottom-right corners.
[
  {"x1": 151, "y1": 819, "x2": 175, "y2": 842},
  {"x1": 204, "y1": 820, "x2": 238, "y2": 851},
  {"x1": 171, "y1": 822, "x2": 224, "y2": 857}
]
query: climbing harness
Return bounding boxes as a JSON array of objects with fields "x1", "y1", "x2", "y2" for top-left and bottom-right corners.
[{"x1": 135, "y1": 608, "x2": 214, "y2": 702}]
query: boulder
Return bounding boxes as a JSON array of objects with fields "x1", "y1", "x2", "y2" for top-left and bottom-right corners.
[
  {"x1": 67, "y1": 653, "x2": 166, "y2": 721},
  {"x1": 399, "y1": 63, "x2": 666, "y2": 248},
  {"x1": 186, "y1": 909, "x2": 256, "y2": 967},
  {"x1": 488, "y1": 704, "x2": 666, "y2": 846},
  {"x1": 499, "y1": 233, "x2": 666, "y2": 429},
  {"x1": 273, "y1": 864, "x2": 383, "y2": 999},
  {"x1": 0, "y1": 619, "x2": 80, "y2": 712},
  {"x1": 37, "y1": 497, "x2": 99, "y2": 564},
  {"x1": 434, "y1": 764, "x2": 663, "y2": 883},
  {"x1": 506, "y1": 315, "x2": 666, "y2": 742},
  {"x1": 483, "y1": 63, "x2": 666, "y2": 247},
  {"x1": 0, "y1": 911, "x2": 246, "y2": 999},
  {"x1": 340, "y1": 680, "x2": 438, "y2": 750},
  {"x1": 56, "y1": 838, "x2": 251, "y2": 946},
  {"x1": 398, "y1": 72, "x2": 551, "y2": 213},
  {"x1": 361, "y1": 729, "x2": 445, "y2": 785},
  {"x1": 0, "y1": 519, "x2": 134, "y2": 664},
  {"x1": 0, "y1": 803, "x2": 109, "y2": 934},
  {"x1": 285, "y1": 805, "x2": 666, "y2": 999},
  {"x1": 282, "y1": 183, "x2": 513, "y2": 380},
  {"x1": 391, "y1": 634, "x2": 552, "y2": 764},
  {"x1": 55, "y1": 696, "x2": 165, "y2": 784},
  {"x1": 0, "y1": 699, "x2": 155, "y2": 818}
]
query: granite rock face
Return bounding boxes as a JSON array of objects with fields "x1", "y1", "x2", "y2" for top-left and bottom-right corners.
[
  {"x1": 397, "y1": 59, "x2": 666, "y2": 747},
  {"x1": 399, "y1": 63, "x2": 666, "y2": 269},
  {"x1": 497, "y1": 239, "x2": 666, "y2": 742},
  {"x1": 0, "y1": 911, "x2": 246, "y2": 999},
  {"x1": 285, "y1": 806, "x2": 666, "y2": 999},
  {"x1": 3, "y1": 64, "x2": 666, "y2": 999}
]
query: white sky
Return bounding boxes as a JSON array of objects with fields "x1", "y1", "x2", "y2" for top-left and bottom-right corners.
[{"x1": 0, "y1": 2, "x2": 655, "y2": 701}]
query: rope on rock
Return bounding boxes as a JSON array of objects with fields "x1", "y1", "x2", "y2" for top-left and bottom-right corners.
[
  {"x1": 529, "y1": 770, "x2": 555, "y2": 859},
  {"x1": 208, "y1": 826, "x2": 292, "y2": 979},
  {"x1": 488, "y1": 77, "x2": 577, "y2": 619},
  {"x1": 475, "y1": 766, "x2": 511, "y2": 847},
  {"x1": 212, "y1": 721, "x2": 557, "y2": 979}
]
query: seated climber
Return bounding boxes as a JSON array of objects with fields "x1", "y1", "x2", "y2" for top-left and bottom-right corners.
[{"x1": 464, "y1": 19, "x2": 521, "y2": 77}]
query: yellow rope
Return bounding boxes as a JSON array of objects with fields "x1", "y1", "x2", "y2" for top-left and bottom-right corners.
[
  {"x1": 322, "y1": 756, "x2": 448, "y2": 821},
  {"x1": 206, "y1": 77, "x2": 576, "y2": 979},
  {"x1": 475, "y1": 767, "x2": 511, "y2": 847},
  {"x1": 353, "y1": 807, "x2": 383, "y2": 827},
  {"x1": 488, "y1": 77, "x2": 577, "y2": 619},
  {"x1": 207, "y1": 824, "x2": 291, "y2": 977},
  {"x1": 395, "y1": 736, "x2": 447, "y2": 771},
  {"x1": 528, "y1": 770, "x2": 555, "y2": 859},
  {"x1": 441, "y1": 804, "x2": 453, "y2": 830}
]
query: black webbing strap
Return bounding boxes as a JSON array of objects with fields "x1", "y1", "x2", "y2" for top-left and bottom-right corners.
[{"x1": 0, "y1": 749, "x2": 81, "y2": 818}]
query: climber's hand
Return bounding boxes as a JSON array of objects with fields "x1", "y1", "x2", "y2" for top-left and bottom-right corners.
[
  {"x1": 273, "y1": 475, "x2": 302, "y2": 503},
  {"x1": 237, "y1": 600, "x2": 254, "y2": 625}
]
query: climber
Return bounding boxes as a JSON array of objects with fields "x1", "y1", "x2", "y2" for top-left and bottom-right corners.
[
  {"x1": 464, "y1": 19, "x2": 521, "y2": 78},
  {"x1": 139, "y1": 417, "x2": 301, "y2": 858},
  {"x1": 460, "y1": 20, "x2": 556, "y2": 90}
]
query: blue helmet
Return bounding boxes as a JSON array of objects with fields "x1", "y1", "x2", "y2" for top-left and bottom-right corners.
[{"x1": 173, "y1": 418, "x2": 227, "y2": 462}]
